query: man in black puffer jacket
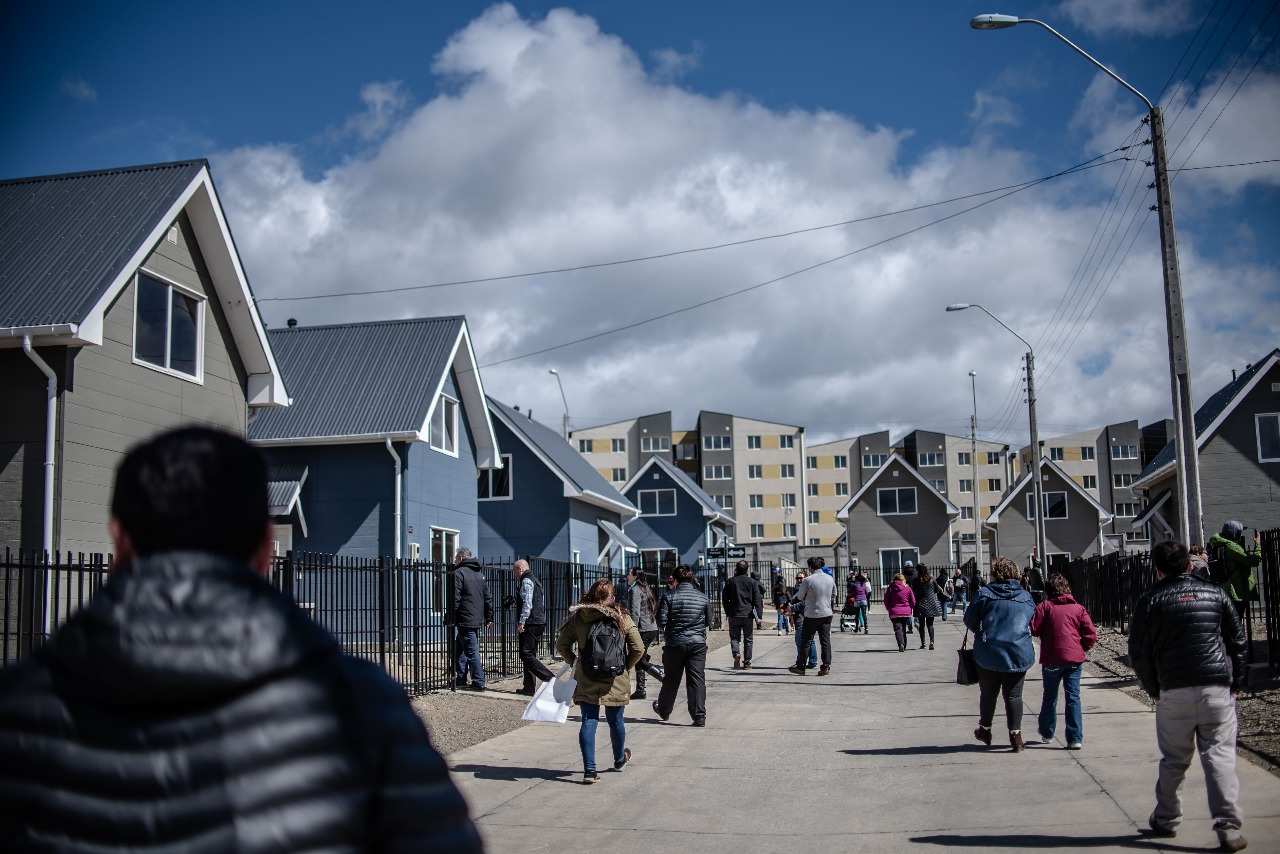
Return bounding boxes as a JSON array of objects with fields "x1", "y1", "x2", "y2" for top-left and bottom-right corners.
[
  {"x1": 0, "y1": 428, "x2": 482, "y2": 853},
  {"x1": 1129, "y1": 540, "x2": 1247, "y2": 852},
  {"x1": 654, "y1": 564, "x2": 714, "y2": 726}
]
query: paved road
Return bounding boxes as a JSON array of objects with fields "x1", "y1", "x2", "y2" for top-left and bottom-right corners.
[{"x1": 449, "y1": 613, "x2": 1280, "y2": 852}]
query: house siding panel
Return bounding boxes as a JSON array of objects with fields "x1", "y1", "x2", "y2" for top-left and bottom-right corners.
[
  {"x1": 263, "y1": 444, "x2": 393, "y2": 558},
  {"x1": 478, "y1": 419, "x2": 572, "y2": 559},
  {"x1": 624, "y1": 467, "x2": 706, "y2": 565},
  {"x1": 0, "y1": 349, "x2": 55, "y2": 549},
  {"x1": 1198, "y1": 362, "x2": 1280, "y2": 530},
  {"x1": 404, "y1": 369, "x2": 480, "y2": 556},
  {"x1": 993, "y1": 468, "x2": 1106, "y2": 565},
  {"x1": 56, "y1": 223, "x2": 249, "y2": 554}
]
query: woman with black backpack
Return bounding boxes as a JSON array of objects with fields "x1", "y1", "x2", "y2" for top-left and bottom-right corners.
[{"x1": 556, "y1": 578, "x2": 645, "y2": 784}]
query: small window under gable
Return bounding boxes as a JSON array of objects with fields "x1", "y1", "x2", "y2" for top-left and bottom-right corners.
[
  {"x1": 133, "y1": 271, "x2": 203, "y2": 381},
  {"x1": 430, "y1": 394, "x2": 458, "y2": 455}
]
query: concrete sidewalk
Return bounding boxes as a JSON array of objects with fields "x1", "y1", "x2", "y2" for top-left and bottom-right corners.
[{"x1": 449, "y1": 614, "x2": 1280, "y2": 852}]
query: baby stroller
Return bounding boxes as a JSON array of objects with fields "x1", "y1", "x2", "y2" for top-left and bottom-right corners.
[{"x1": 839, "y1": 594, "x2": 863, "y2": 632}]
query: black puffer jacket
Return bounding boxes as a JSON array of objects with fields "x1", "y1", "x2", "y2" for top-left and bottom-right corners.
[
  {"x1": 0, "y1": 552, "x2": 482, "y2": 853},
  {"x1": 658, "y1": 581, "x2": 713, "y2": 647},
  {"x1": 722, "y1": 573, "x2": 763, "y2": 620},
  {"x1": 1128, "y1": 573, "x2": 1247, "y2": 698},
  {"x1": 452, "y1": 558, "x2": 493, "y2": 627}
]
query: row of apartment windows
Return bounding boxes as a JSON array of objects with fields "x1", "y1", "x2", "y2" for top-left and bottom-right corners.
[
  {"x1": 956, "y1": 451, "x2": 1003, "y2": 466},
  {"x1": 748, "y1": 523, "x2": 799, "y2": 538},
  {"x1": 957, "y1": 479, "x2": 1002, "y2": 493},
  {"x1": 805, "y1": 455, "x2": 848, "y2": 469}
]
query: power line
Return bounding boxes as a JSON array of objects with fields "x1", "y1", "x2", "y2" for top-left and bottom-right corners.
[{"x1": 257, "y1": 157, "x2": 1122, "y2": 304}]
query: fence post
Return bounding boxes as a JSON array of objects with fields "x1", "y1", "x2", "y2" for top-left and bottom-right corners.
[{"x1": 377, "y1": 556, "x2": 389, "y2": 670}]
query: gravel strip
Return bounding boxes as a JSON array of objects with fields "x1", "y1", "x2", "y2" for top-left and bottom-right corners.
[
  {"x1": 1084, "y1": 627, "x2": 1280, "y2": 777},
  {"x1": 414, "y1": 629, "x2": 731, "y2": 756}
]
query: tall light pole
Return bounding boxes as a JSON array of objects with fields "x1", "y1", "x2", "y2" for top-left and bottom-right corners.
[
  {"x1": 548, "y1": 368, "x2": 570, "y2": 441},
  {"x1": 947, "y1": 303, "x2": 1046, "y2": 568},
  {"x1": 969, "y1": 370, "x2": 983, "y2": 573},
  {"x1": 970, "y1": 13, "x2": 1203, "y2": 546}
]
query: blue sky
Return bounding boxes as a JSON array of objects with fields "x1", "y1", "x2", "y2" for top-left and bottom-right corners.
[{"x1": 4, "y1": 1, "x2": 1278, "y2": 447}]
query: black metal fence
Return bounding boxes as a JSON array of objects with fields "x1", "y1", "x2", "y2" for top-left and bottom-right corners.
[
  {"x1": 2, "y1": 549, "x2": 633, "y2": 694},
  {"x1": 1064, "y1": 528, "x2": 1280, "y2": 671}
]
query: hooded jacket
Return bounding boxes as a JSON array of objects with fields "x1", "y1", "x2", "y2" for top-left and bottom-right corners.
[
  {"x1": 627, "y1": 581, "x2": 658, "y2": 633},
  {"x1": 0, "y1": 551, "x2": 481, "y2": 853},
  {"x1": 1128, "y1": 573, "x2": 1247, "y2": 697},
  {"x1": 882, "y1": 580, "x2": 916, "y2": 618},
  {"x1": 963, "y1": 578, "x2": 1036, "y2": 673},
  {"x1": 555, "y1": 604, "x2": 645, "y2": 705},
  {"x1": 1208, "y1": 530, "x2": 1261, "y2": 603},
  {"x1": 452, "y1": 558, "x2": 493, "y2": 628},
  {"x1": 1029, "y1": 594, "x2": 1097, "y2": 665}
]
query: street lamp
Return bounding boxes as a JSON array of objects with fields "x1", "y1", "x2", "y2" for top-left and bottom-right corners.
[
  {"x1": 969, "y1": 370, "x2": 983, "y2": 573},
  {"x1": 548, "y1": 368, "x2": 570, "y2": 441},
  {"x1": 946, "y1": 303, "x2": 1046, "y2": 568},
  {"x1": 970, "y1": 13, "x2": 1203, "y2": 546}
]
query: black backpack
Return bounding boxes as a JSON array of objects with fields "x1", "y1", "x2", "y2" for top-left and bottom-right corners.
[{"x1": 581, "y1": 617, "x2": 627, "y2": 679}]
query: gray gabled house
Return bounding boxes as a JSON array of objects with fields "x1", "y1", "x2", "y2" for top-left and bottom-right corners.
[
  {"x1": 984, "y1": 457, "x2": 1114, "y2": 569},
  {"x1": 479, "y1": 397, "x2": 637, "y2": 565},
  {"x1": 836, "y1": 452, "x2": 960, "y2": 581},
  {"x1": 1, "y1": 161, "x2": 288, "y2": 554},
  {"x1": 248, "y1": 316, "x2": 500, "y2": 560},
  {"x1": 1131, "y1": 348, "x2": 1280, "y2": 541}
]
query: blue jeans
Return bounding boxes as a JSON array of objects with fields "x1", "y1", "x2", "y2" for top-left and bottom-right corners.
[
  {"x1": 579, "y1": 703, "x2": 626, "y2": 772},
  {"x1": 775, "y1": 608, "x2": 789, "y2": 633},
  {"x1": 1038, "y1": 663, "x2": 1083, "y2": 744},
  {"x1": 951, "y1": 589, "x2": 968, "y2": 614},
  {"x1": 793, "y1": 617, "x2": 818, "y2": 666},
  {"x1": 455, "y1": 627, "x2": 485, "y2": 687}
]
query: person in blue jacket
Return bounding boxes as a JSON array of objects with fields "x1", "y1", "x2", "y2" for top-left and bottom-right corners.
[{"x1": 964, "y1": 555, "x2": 1036, "y2": 752}]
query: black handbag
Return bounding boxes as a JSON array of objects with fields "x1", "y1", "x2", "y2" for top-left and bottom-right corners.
[{"x1": 956, "y1": 630, "x2": 978, "y2": 685}]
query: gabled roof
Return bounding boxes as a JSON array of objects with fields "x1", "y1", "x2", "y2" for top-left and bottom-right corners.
[
  {"x1": 1131, "y1": 488, "x2": 1172, "y2": 532},
  {"x1": 267, "y1": 464, "x2": 309, "y2": 537},
  {"x1": 0, "y1": 160, "x2": 286, "y2": 405},
  {"x1": 984, "y1": 457, "x2": 1114, "y2": 526},
  {"x1": 487, "y1": 397, "x2": 636, "y2": 517},
  {"x1": 621, "y1": 455, "x2": 734, "y2": 525},
  {"x1": 835, "y1": 452, "x2": 960, "y2": 520},
  {"x1": 249, "y1": 316, "x2": 500, "y2": 467},
  {"x1": 1133, "y1": 349, "x2": 1280, "y2": 489}
]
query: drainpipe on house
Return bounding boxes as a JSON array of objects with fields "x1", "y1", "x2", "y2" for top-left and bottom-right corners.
[
  {"x1": 22, "y1": 336, "x2": 58, "y2": 557},
  {"x1": 385, "y1": 438, "x2": 402, "y2": 559}
]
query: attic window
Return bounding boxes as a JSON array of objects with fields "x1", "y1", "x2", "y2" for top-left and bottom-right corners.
[
  {"x1": 430, "y1": 394, "x2": 458, "y2": 456},
  {"x1": 133, "y1": 271, "x2": 202, "y2": 381}
]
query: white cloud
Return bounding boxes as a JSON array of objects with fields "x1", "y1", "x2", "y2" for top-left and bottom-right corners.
[
  {"x1": 60, "y1": 74, "x2": 97, "y2": 102},
  {"x1": 215, "y1": 3, "x2": 1278, "y2": 450},
  {"x1": 651, "y1": 43, "x2": 703, "y2": 83},
  {"x1": 1059, "y1": 0, "x2": 1200, "y2": 38}
]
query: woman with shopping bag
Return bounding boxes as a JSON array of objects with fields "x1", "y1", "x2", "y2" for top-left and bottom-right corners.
[{"x1": 556, "y1": 578, "x2": 645, "y2": 784}]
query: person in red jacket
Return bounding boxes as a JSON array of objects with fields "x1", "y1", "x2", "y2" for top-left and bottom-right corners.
[
  {"x1": 883, "y1": 571, "x2": 917, "y2": 652},
  {"x1": 1030, "y1": 572, "x2": 1097, "y2": 749}
]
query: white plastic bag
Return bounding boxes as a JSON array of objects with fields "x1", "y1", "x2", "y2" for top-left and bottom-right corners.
[{"x1": 521, "y1": 664, "x2": 576, "y2": 724}]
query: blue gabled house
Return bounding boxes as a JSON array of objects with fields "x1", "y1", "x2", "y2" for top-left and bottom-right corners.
[
  {"x1": 479, "y1": 398, "x2": 637, "y2": 565},
  {"x1": 248, "y1": 316, "x2": 501, "y2": 560},
  {"x1": 621, "y1": 455, "x2": 734, "y2": 568}
]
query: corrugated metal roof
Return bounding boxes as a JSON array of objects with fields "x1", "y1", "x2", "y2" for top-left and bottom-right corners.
[
  {"x1": 0, "y1": 160, "x2": 207, "y2": 327},
  {"x1": 1136, "y1": 350, "x2": 1280, "y2": 481},
  {"x1": 267, "y1": 463, "x2": 308, "y2": 514},
  {"x1": 488, "y1": 396, "x2": 634, "y2": 511},
  {"x1": 249, "y1": 317, "x2": 464, "y2": 441}
]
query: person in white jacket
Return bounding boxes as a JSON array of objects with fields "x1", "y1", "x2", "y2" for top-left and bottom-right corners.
[{"x1": 788, "y1": 557, "x2": 836, "y2": 676}]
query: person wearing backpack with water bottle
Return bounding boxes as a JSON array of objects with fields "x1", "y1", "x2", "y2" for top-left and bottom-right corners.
[{"x1": 556, "y1": 578, "x2": 645, "y2": 784}]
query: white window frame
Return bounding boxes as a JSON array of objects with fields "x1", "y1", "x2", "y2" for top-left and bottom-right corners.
[
  {"x1": 704, "y1": 434, "x2": 732, "y2": 451},
  {"x1": 781, "y1": 493, "x2": 796, "y2": 508},
  {"x1": 1048, "y1": 447, "x2": 1064, "y2": 461},
  {"x1": 749, "y1": 494, "x2": 764, "y2": 509},
  {"x1": 703, "y1": 464, "x2": 732, "y2": 480},
  {"x1": 806, "y1": 456, "x2": 818, "y2": 469},
  {"x1": 1114, "y1": 502, "x2": 1138, "y2": 517},
  {"x1": 930, "y1": 480, "x2": 945, "y2": 494},
  {"x1": 1257, "y1": 413, "x2": 1280, "y2": 463},
  {"x1": 1081, "y1": 446, "x2": 1096, "y2": 461},
  {"x1": 987, "y1": 451, "x2": 1001, "y2": 465},
  {"x1": 478, "y1": 453, "x2": 513, "y2": 501},
  {"x1": 1111, "y1": 444, "x2": 1138, "y2": 460},
  {"x1": 782, "y1": 522, "x2": 797, "y2": 538},
  {"x1": 612, "y1": 438, "x2": 626, "y2": 453},
  {"x1": 715, "y1": 493, "x2": 734, "y2": 509},
  {"x1": 919, "y1": 452, "x2": 943, "y2": 466},
  {"x1": 429, "y1": 394, "x2": 459, "y2": 456},
  {"x1": 579, "y1": 438, "x2": 594, "y2": 453},
  {"x1": 834, "y1": 455, "x2": 848, "y2": 469},
  {"x1": 747, "y1": 435, "x2": 761, "y2": 449},
  {"x1": 834, "y1": 482, "x2": 849, "y2": 496},
  {"x1": 877, "y1": 487, "x2": 917, "y2": 516},
  {"x1": 807, "y1": 483, "x2": 819, "y2": 496},
  {"x1": 132, "y1": 269, "x2": 205, "y2": 383},
  {"x1": 780, "y1": 435, "x2": 795, "y2": 449},
  {"x1": 878, "y1": 547, "x2": 920, "y2": 584},
  {"x1": 611, "y1": 468, "x2": 627, "y2": 482},
  {"x1": 957, "y1": 452, "x2": 971, "y2": 466},
  {"x1": 1113, "y1": 473, "x2": 1135, "y2": 488},
  {"x1": 862, "y1": 453, "x2": 887, "y2": 468},
  {"x1": 780, "y1": 464, "x2": 795, "y2": 479},
  {"x1": 808, "y1": 510, "x2": 820, "y2": 524},
  {"x1": 809, "y1": 538, "x2": 822, "y2": 546},
  {"x1": 1026, "y1": 491, "x2": 1069, "y2": 521},
  {"x1": 958, "y1": 479, "x2": 973, "y2": 494},
  {"x1": 987, "y1": 478, "x2": 1002, "y2": 493},
  {"x1": 748, "y1": 465, "x2": 762, "y2": 479},
  {"x1": 638, "y1": 488, "x2": 677, "y2": 516},
  {"x1": 749, "y1": 524, "x2": 765, "y2": 538},
  {"x1": 1082, "y1": 475, "x2": 1097, "y2": 490},
  {"x1": 429, "y1": 526, "x2": 459, "y2": 565},
  {"x1": 960, "y1": 506, "x2": 974, "y2": 520}
]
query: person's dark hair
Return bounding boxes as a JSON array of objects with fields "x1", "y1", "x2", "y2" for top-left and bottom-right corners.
[
  {"x1": 990, "y1": 556, "x2": 1020, "y2": 582},
  {"x1": 1153, "y1": 541, "x2": 1190, "y2": 576},
  {"x1": 735, "y1": 560, "x2": 749, "y2": 575},
  {"x1": 630, "y1": 568, "x2": 656, "y2": 618},
  {"x1": 111, "y1": 427, "x2": 268, "y2": 561},
  {"x1": 1047, "y1": 572, "x2": 1072, "y2": 596},
  {"x1": 675, "y1": 564, "x2": 696, "y2": 584},
  {"x1": 807, "y1": 556, "x2": 825, "y2": 571},
  {"x1": 578, "y1": 577, "x2": 624, "y2": 627},
  {"x1": 918, "y1": 569, "x2": 933, "y2": 583}
]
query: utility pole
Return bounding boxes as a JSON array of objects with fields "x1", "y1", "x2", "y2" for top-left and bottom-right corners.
[
  {"x1": 1025, "y1": 352, "x2": 1046, "y2": 571},
  {"x1": 969, "y1": 370, "x2": 982, "y2": 573}
]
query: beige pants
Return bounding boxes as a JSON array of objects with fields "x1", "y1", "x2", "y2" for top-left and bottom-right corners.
[{"x1": 1152, "y1": 684, "x2": 1243, "y2": 842}]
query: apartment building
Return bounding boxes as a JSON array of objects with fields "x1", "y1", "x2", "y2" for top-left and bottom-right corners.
[
  {"x1": 805, "y1": 438, "x2": 856, "y2": 546},
  {"x1": 1017, "y1": 420, "x2": 1157, "y2": 552},
  {"x1": 570, "y1": 411, "x2": 673, "y2": 490},
  {"x1": 700, "y1": 411, "x2": 805, "y2": 545}
]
